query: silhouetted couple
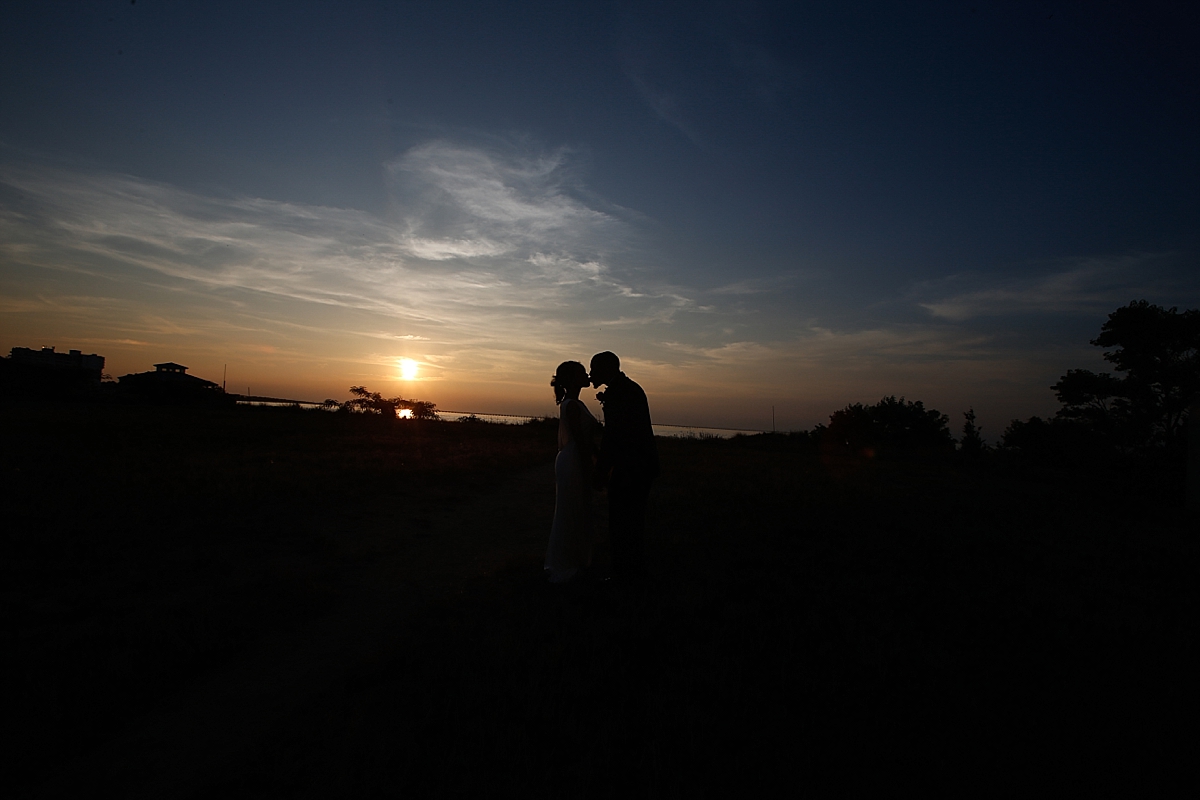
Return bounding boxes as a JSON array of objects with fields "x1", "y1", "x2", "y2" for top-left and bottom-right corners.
[{"x1": 544, "y1": 351, "x2": 658, "y2": 585}]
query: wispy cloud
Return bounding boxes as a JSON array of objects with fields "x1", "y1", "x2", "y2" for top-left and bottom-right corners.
[
  {"x1": 658, "y1": 324, "x2": 1005, "y2": 373},
  {"x1": 6, "y1": 147, "x2": 1185, "y2": 430},
  {"x1": 625, "y1": 73, "x2": 704, "y2": 148},
  {"x1": 915, "y1": 253, "x2": 1179, "y2": 321},
  {"x1": 726, "y1": 38, "x2": 803, "y2": 105},
  {"x1": 0, "y1": 144, "x2": 724, "y2": 395},
  {"x1": 707, "y1": 272, "x2": 805, "y2": 295},
  {"x1": 387, "y1": 141, "x2": 619, "y2": 256},
  {"x1": 0, "y1": 144, "x2": 684, "y2": 345}
]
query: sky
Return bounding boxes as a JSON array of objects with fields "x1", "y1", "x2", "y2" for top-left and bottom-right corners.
[{"x1": 2, "y1": 1, "x2": 1197, "y2": 434}]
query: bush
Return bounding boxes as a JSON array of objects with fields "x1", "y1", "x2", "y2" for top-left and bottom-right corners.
[
  {"x1": 817, "y1": 396, "x2": 955, "y2": 458},
  {"x1": 998, "y1": 416, "x2": 1115, "y2": 469},
  {"x1": 345, "y1": 386, "x2": 439, "y2": 420}
]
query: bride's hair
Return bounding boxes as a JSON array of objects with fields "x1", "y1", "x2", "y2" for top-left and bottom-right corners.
[{"x1": 550, "y1": 361, "x2": 588, "y2": 405}]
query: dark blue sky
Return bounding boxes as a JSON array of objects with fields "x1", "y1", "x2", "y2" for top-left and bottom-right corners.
[{"x1": 2, "y1": 1, "x2": 1197, "y2": 430}]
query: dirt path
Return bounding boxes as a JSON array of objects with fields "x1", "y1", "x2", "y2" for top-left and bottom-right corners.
[{"x1": 37, "y1": 460, "x2": 577, "y2": 798}]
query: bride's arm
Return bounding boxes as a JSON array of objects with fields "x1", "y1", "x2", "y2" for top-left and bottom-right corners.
[
  {"x1": 564, "y1": 400, "x2": 584, "y2": 448},
  {"x1": 582, "y1": 408, "x2": 603, "y2": 484},
  {"x1": 565, "y1": 401, "x2": 597, "y2": 474}
]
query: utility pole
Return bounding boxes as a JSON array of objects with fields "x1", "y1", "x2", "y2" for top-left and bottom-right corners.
[{"x1": 223, "y1": 364, "x2": 227, "y2": 392}]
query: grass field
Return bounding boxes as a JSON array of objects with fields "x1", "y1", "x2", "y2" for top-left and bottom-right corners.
[{"x1": 4, "y1": 403, "x2": 1195, "y2": 795}]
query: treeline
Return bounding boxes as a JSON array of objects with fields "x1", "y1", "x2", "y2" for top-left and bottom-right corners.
[
  {"x1": 1004, "y1": 301, "x2": 1197, "y2": 468},
  {"x1": 762, "y1": 301, "x2": 1197, "y2": 473},
  {"x1": 36, "y1": 301, "x2": 1183, "y2": 476},
  {"x1": 327, "y1": 301, "x2": 1196, "y2": 475}
]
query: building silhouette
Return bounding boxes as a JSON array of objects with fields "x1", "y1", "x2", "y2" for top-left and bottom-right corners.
[
  {"x1": 1, "y1": 346, "x2": 106, "y2": 398},
  {"x1": 117, "y1": 362, "x2": 224, "y2": 402},
  {"x1": 8, "y1": 346, "x2": 105, "y2": 377}
]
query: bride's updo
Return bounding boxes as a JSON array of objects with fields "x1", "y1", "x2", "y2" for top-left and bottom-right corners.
[{"x1": 551, "y1": 361, "x2": 588, "y2": 405}]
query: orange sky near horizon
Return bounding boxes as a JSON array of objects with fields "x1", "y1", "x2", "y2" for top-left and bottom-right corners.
[
  {"x1": 3, "y1": 4, "x2": 1197, "y2": 439},
  {"x1": 0, "y1": 149, "x2": 1125, "y2": 437},
  {"x1": 1, "y1": 299, "x2": 1081, "y2": 435}
]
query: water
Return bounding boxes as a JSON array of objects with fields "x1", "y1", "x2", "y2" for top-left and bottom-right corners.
[
  {"x1": 443, "y1": 411, "x2": 542, "y2": 425},
  {"x1": 237, "y1": 403, "x2": 764, "y2": 438},
  {"x1": 442, "y1": 410, "x2": 759, "y2": 439},
  {"x1": 650, "y1": 424, "x2": 757, "y2": 439},
  {"x1": 237, "y1": 400, "x2": 311, "y2": 408}
]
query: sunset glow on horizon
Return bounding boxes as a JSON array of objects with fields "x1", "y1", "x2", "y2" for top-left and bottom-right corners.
[{"x1": 2, "y1": 3, "x2": 1196, "y2": 434}]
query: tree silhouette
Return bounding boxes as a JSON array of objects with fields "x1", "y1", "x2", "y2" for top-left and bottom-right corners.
[
  {"x1": 1088, "y1": 300, "x2": 1199, "y2": 447},
  {"x1": 1050, "y1": 369, "x2": 1130, "y2": 445},
  {"x1": 1051, "y1": 369, "x2": 1126, "y2": 417},
  {"x1": 823, "y1": 396, "x2": 954, "y2": 456},
  {"x1": 1005, "y1": 300, "x2": 1199, "y2": 464},
  {"x1": 343, "y1": 386, "x2": 439, "y2": 420},
  {"x1": 960, "y1": 407, "x2": 986, "y2": 457}
]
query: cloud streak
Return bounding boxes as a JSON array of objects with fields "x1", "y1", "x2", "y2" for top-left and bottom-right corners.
[
  {"x1": 4, "y1": 145, "x2": 1187, "y2": 431},
  {"x1": 0, "y1": 145, "x2": 685, "y2": 349},
  {"x1": 914, "y1": 253, "x2": 1181, "y2": 321},
  {"x1": 625, "y1": 73, "x2": 704, "y2": 148}
]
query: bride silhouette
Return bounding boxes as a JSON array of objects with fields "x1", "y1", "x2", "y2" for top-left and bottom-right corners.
[{"x1": 544, "y1": 361, "x2": 599, "y2": 583}]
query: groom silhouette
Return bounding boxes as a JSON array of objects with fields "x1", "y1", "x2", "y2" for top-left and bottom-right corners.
[{"x1": 590, "y1": 351, "x2": 658, "y2": 581}]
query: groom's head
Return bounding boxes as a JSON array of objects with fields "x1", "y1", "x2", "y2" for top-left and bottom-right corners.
[{"x1": 589, "y1": 351, "x2": 620, "y2": 388}]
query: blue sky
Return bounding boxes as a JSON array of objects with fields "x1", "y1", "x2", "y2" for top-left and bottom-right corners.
[{"x1": 2, "y1": 1, "x2": 1196, "y2": 432}]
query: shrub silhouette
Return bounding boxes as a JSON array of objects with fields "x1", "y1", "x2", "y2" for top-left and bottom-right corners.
[
  {"x1": 960, "y1": 407, "x2": 987, "y2": 459},
  {"x1": 342, "y1": 386, "x2": 440, "y2": 420},
  {"x1": 999, "y1": 415, "x2": 1113, "y2": 468},
  {"x1": 819, "y1": 395, "x2": 954, "y2": 458}
]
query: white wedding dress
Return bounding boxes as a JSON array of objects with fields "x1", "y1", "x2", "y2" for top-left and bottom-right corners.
[{"x1": 544, "y1": 398, "x2": 597, "y2": 583}]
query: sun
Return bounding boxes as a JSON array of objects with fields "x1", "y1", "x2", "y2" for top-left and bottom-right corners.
[{"x1": 400, "y1": 358, "x2": 418, "y2": 381}]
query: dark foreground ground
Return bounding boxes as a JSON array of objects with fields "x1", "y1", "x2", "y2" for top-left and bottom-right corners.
[{"x1": 4, "y1": 404, "x2": 1196, "y2": 796}]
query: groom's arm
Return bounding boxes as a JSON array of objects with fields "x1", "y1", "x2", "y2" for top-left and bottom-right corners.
[
  {"x1": 629, "y1": 384, "x2": 659, "y2": 479},
  {"x1": 595, "y1": 390, "x2": 625, "y2": 486}
]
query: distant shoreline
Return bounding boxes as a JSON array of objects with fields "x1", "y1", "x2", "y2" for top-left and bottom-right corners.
[{"x1": 234, "y1": 401, "x2": 768, "y2": 438}]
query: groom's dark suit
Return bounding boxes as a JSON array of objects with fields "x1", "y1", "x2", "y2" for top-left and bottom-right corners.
[{"x1": 597, "y1": 372, "x2": 658, "y2": 577}]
